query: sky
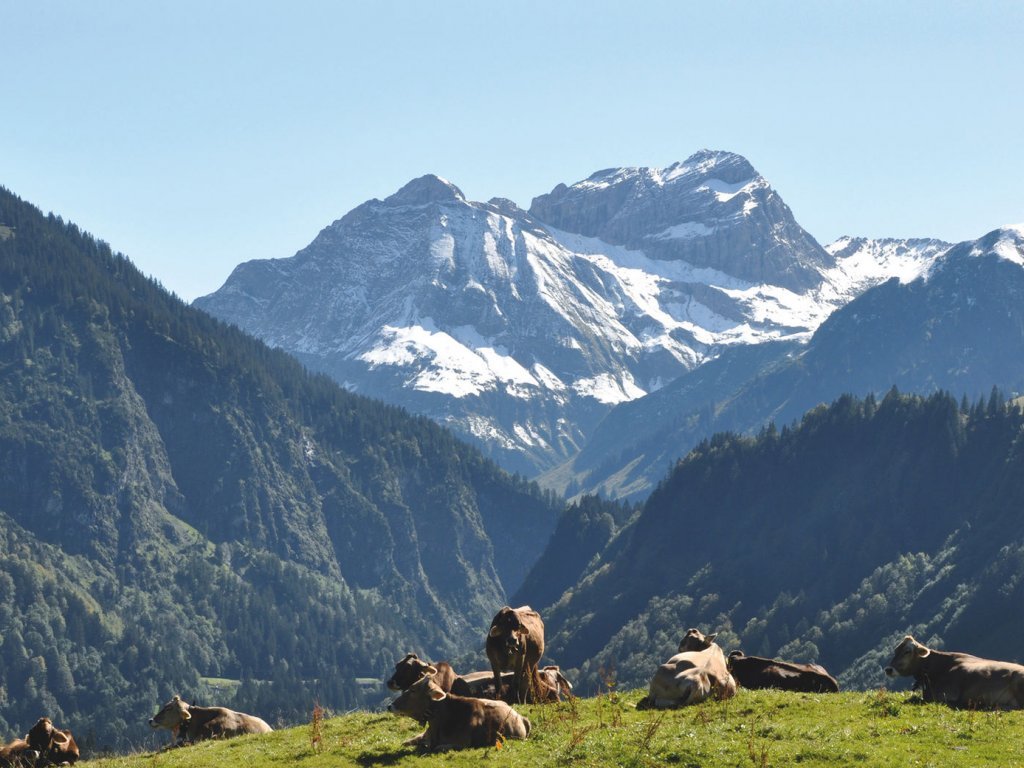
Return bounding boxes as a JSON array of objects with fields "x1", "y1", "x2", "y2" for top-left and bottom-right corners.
[{"x1": 4, "y1": 1, "x2": 1023, "y2": 302}]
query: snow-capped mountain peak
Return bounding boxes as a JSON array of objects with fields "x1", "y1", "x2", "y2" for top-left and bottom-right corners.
[
  {"x1": 384, "y1": 174, "x2": 466, "y2": 206},
  {"x1": 196, "y1": 153, "x2": 959, "y2": 477},
  {"x1": 977, "y1": 224, "x2": 1024, "y2": 266}
]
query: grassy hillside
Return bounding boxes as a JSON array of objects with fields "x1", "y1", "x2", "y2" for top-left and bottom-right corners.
[{"x1": 83, "y1": 689, "x2": 1024, "y2": 767}]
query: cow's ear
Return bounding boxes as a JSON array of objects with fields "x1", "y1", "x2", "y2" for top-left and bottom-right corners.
[
  {"x1": 705, "y1": 633, "x2": 718, "y2": 644},
  {"x1": 915, "y1": 645, "x2": 930, "y2": 658},
  {"x1": 181, "y1": 709, "x2": 192, "y2": 722},
  {"x1": 489, "y1": 625, "x2": 502, "y2": 638},
  {"x1": 424, "y1": 665, "x2": 438, "y2": 676},
  {"x1": 429, "y1": 686, "x2": 447, "y2": 702}
]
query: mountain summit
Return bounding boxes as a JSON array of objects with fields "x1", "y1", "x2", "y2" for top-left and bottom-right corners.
[
  {"x1": 196, "y1": 152, "x2": 942, "y2": 475},
  {"x1": 530, "y1": 150, "x2": 833, "y2": 290}
]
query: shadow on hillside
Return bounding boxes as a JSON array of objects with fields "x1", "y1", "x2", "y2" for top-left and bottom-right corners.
[{"x1": 355, "y1": 747, "x2": 409, "y2": 766}]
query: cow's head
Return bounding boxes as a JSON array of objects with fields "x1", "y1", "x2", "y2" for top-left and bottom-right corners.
[
  {"x1": 489, "y1": 606, "x2": 529, "y2": 654},
  {"x1": 149, "y1": 695, "x2": 191, "y2": 730},
  {"x1": 27, "y1": 717, "x2": 55, "y2": 752},
  {"x1": 387, "y1": 675, "x2": 446, "y2": 724},
  {"x1": 884, "y1": 635, "x2": 930, "y2": 678},
  {"x1": 678, "y1": 628, "x2": 718, "y2": 653},
  {"x1": 727, "y1": 650, "x2": 745, "y2": 669},
  {"x1": 387, "y1": 653, "x2": 438, "y2": 691}
]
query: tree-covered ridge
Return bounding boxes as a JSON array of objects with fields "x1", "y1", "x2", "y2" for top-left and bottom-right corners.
[
  {"x1": 0, "y1": 187, "x2": 561, "y2": 750},
  {"x1": 529, "y1": 389, "x2": 1024, "y2": 695}
]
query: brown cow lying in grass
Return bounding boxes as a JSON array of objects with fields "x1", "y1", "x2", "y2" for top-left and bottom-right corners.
[
  {"x1": 728, "y1": 650, "x2": 839, "y2": 693},
  {"x1": 149, "y1": 695, "x2": 272, "y2": 746},
  {"x1": 884, "y1": 635, "x2": 1024, "y2": 709},
  {"x1": 456, "y1": 666, "x2": 573, "y2": 703},
  {"x1": 27, "y1": 717, "x2": 79, "y2": 765},
  {"x1": 388, "y1": 675, "x2": 531, "y2": 751},
  {"x1": 637, "y1": 628, "x2": 737, "y2": 709},
  {"x1": 387, "y1": 653, "x2": 472, "y2": 696}
]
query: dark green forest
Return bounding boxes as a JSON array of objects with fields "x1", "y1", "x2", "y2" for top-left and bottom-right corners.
[
  {"x1": 0, "y1": 188, "x2": 561, "y2": 751},
  {"x1": 531, "y1": 389, "x2": 1024, "y2": 696}
]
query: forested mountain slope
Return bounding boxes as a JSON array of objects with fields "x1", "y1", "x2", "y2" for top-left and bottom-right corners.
[
  {"x1": 0, "y1": 188, "x2": 560, "y2": 750},
  {"x1": 523, "y1": 391, "x2": 1024, "y2": 695}
]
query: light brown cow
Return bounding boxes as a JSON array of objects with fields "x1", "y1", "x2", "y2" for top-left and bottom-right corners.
[
  {"x1": 149, "y1": 695, "x2": 272, "y2": 746},
  {"x1": 388, "y1": 675, "x2": 531, "y2": 751},
  {"x1": 486, "y1": 606, "x2": 545, "y2": 704},
  {"x1": 27, "y1": 717, "x2": 80, "y2": 765},
  {"x1": 386, "y1": 653, "x2": 469, "y2": 695},
  {"x1": 637, "y1": 628, "x2": 737, "y2": 709},
  {"x1": 536, "y1": 665, "x2": 574, "y2": 702},
  {"x1": 884, "y1": 635, "x2": 1024, "y2": 709}
]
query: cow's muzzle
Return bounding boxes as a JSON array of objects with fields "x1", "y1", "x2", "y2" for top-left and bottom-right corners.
[{"x1": 883, "y1": 666, "x2": 896, "y2": 677}]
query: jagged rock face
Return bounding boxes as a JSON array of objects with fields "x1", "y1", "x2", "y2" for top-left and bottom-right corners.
[
  {"x1": 529, "y1": 150, "x2": 834, "y2": 291},
  {"x1": 196, "y1": 153, "x2": 950, "y2": 476},
  {"x1": 198, "y1": 176, "x2": 684, "y2": 474}
]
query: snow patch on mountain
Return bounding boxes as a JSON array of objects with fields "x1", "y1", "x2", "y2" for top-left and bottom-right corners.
[
  {"x1": 980, "y1": 226, "x2": 1024, "y2": 266},
  {"x1": 821, "y1": 236, "x2": 952, "y2": 301},
  {"x1": 703, "y1": 177, "x2": 757, "y2": 202},
  {"x1": 654, "y1": 222, "x2": 716, "y2": 240},
  {"x1": 572, "y1": 371, "x2": 646, "y2": 404}
]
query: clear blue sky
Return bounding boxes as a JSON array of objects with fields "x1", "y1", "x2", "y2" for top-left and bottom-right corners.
[{"x1": 5, "y1": 1, "x2": 1023, "y2": 301}]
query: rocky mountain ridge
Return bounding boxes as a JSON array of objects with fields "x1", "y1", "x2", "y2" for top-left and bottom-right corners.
[
  {"x1": 196, "y1": 150, "x2": 949, "y2": 476},
  {"x1": 554, "y1": 226, "x2": 1024, "y2": 499}
]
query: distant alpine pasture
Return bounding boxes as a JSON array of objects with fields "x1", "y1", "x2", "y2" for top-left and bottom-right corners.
[{"x1": 4, "y1": 177, "x2": 1024, "y2": 762}]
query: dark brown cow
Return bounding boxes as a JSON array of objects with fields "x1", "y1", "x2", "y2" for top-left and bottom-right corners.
[
  {"x1": 728, "y1": 651, "x2": 839, "y2": 693},
  {"x1": 149, "y1": 695, "x2": 272, "y2": 746},
  {"x1": 26, "y1": 717, "x2": 80, "y2": 765},
  {"x1": 0, "y1": 737, "x2": 34, "y2": 768},
  {"x1": 460, "y1": 666, "x2": 572, "y2": 703},
  {"x1": 486, "y1": 605, "x2": 545, "y2": 704},
  {"x1": 456, "y1": 669, "x2": 514, "y2": 699},
  {"x1": 387, "y1": 653, "x2": 469, "y2": 695},
  {"x1": 388, "y1": 675, "x2": 530, "y2": 750},
  {"x1": 637, "y1": 628, "x2": 737, "y2": 709},
  {"x1": 884, "y1": 635, "x2": 1024, "y2": 709}
]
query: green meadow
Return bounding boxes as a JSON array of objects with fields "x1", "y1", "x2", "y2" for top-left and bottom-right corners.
[{"x1": 83, "y1": 689, "x2": 1024, "y2": 768}]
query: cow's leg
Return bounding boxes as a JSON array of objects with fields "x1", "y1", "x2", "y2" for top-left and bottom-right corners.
[
  {"x1": 490, "y1": 664, "x2": 505, "y2": 702},
  {"x1": 513, "y1": 654, "x2": 528, "y2": 704},
  {"x1": 402, "y1": 727, "x2": 429, "y2": 748}
]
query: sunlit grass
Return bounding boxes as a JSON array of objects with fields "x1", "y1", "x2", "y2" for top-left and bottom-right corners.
[{"x1": 83, "y1": 689, "x2": 1024, "y2": 767}]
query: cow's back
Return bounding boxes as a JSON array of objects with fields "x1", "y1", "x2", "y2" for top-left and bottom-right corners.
[
  {"x1": 430, "y1": 694, "x2": 530, "y2": 749},
  {"x1": 730, "y1": 655, "x2": 838, "y2": 693},
  {"x1": 947, "y1": 656, "x2": 1024, "y2": 709},
  {"x1": 642, "y1": 645, "x2": 735, "y2": 708},
  {"x1": 186, "y1": 706, "x2": 272, "y2": 741}
]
